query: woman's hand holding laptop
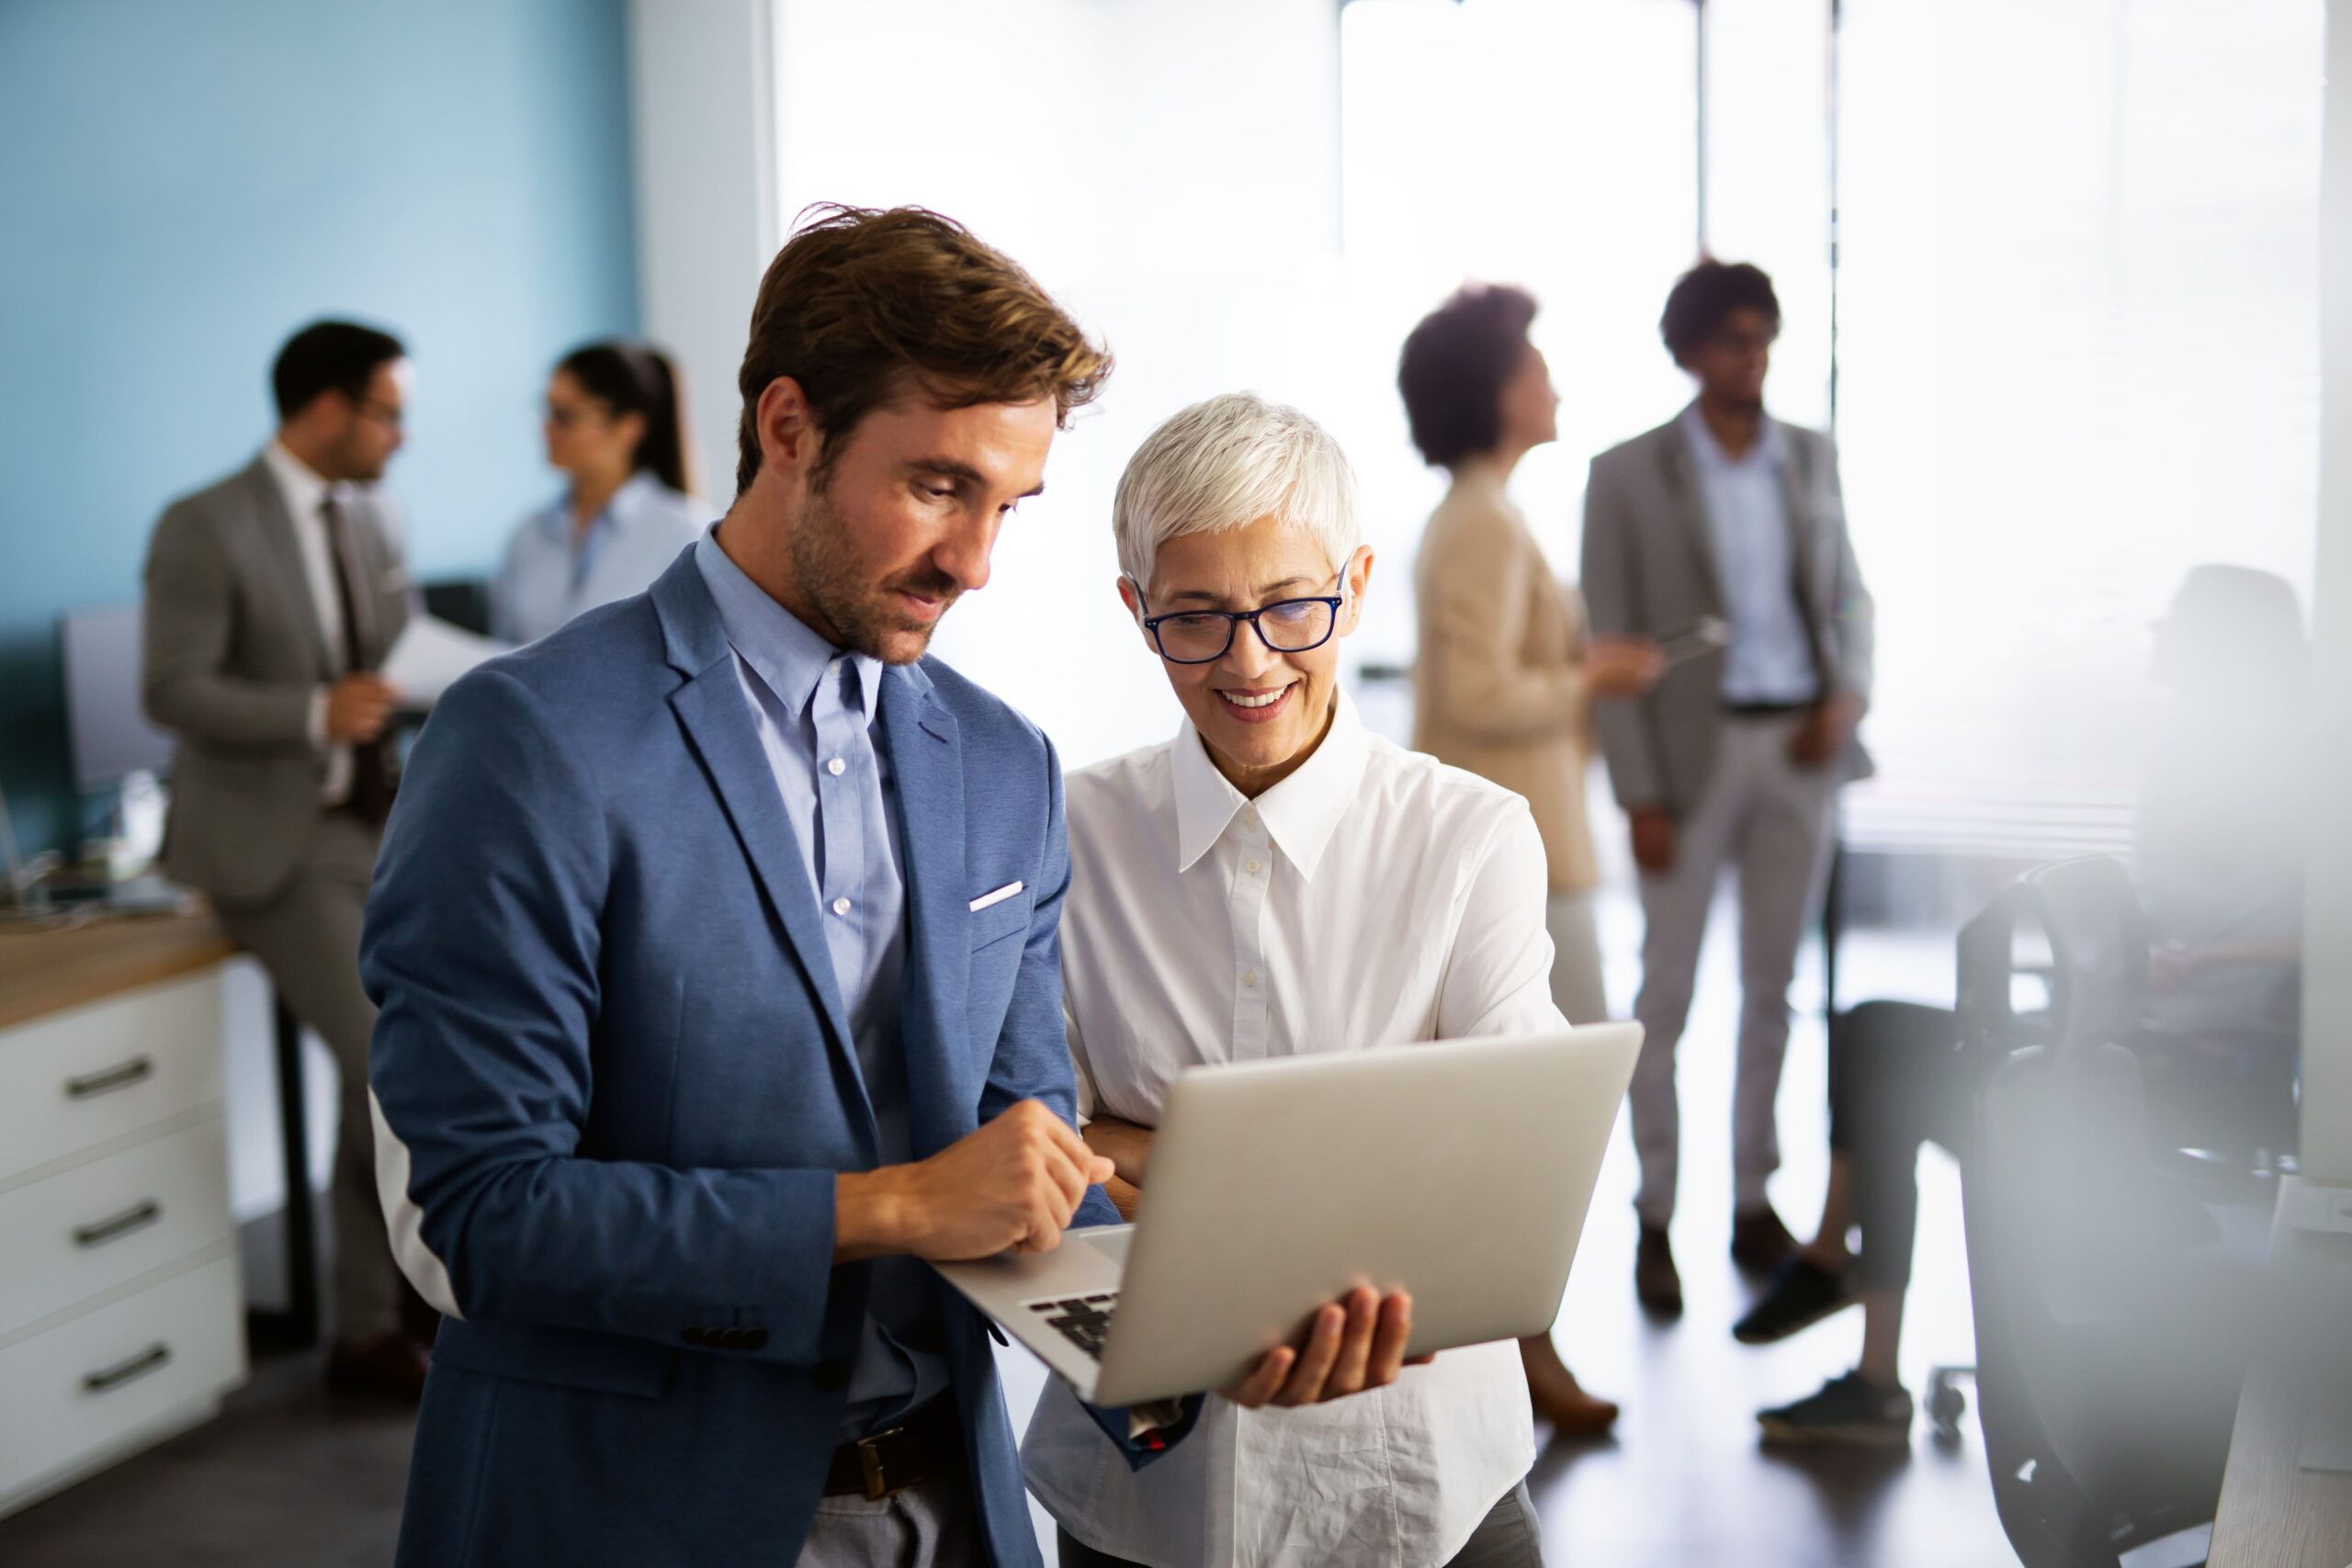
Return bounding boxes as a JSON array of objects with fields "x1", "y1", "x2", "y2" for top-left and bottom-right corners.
[{"x1": 1085, "y1": 1112, "x2": 1433, "y2": 1409}]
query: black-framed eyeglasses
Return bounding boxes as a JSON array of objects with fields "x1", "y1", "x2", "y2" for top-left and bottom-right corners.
[{"x1": 1135, "y1": 581, "x2": 1346, "y2": 665}]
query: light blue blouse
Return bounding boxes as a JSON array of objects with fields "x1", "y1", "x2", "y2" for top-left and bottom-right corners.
[{"x1": 490, "y1": 471, "x2": 707, "y2": 644}]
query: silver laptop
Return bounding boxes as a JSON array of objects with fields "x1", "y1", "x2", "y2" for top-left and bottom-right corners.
[{"x1": 932, "y1": 1023, "x2": 1642, "y2": 1407}]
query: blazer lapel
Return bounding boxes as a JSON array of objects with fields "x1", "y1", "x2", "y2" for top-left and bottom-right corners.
[
  {"x1": 1656, "y1": 422, "x2": 1725, "y2": 617},
  {"x1": 879, "y1": 668, "x2": 968, "y2": 1159},
  {"x1": 652, "y1": 558, "x2": 878, "y2": 1156},
  {"x1": 242, "y1": 459, "x2": 334, "y2": 679},
  {"x1": 1773, "y1": 429, "x2": 1831, "y2": 675}
]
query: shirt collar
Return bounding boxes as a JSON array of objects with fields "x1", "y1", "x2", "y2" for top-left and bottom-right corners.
[
  {"x1": 1679, "y1": 400, "x2": 1784, "y2": 470},
  {"x1": 1170, "y1": 686, "x2": 1372, "y2": 882},
  {"x1": 692, "y1": 526, "x2": 883, "y2": 725},
  {"x1": 263, "y1": 439, "x2": 338, "y2": 522}
]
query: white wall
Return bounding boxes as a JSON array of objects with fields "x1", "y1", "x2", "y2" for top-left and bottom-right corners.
[
  {"x1": 627, "y1": 0, "x2": 1346, "y2": 769},
  {"x1": 2305, "y1": 0, "x2": 2352, "y2": 1183},
  {"x1": 627, "y1": 0, "x2": 777, "y2": 503}
]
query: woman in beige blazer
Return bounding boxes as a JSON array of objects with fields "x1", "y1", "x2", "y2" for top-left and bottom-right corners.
[{"x1": 1400, "y1": 284, "x2": 1660, "y2": 1438}]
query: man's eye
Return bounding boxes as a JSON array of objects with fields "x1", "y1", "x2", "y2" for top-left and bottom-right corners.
[{"x1": 922, "y1": 485, "x2": 955, "y2": 502}]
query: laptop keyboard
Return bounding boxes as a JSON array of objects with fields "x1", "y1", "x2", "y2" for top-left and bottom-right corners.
[{"x1": 1027, "y1": 1292, "x2": 1119, "y2": 1360}]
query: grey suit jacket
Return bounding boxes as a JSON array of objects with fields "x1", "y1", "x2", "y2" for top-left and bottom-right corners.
[
  {"x1": 141, "y1": 455, "x2": 413, "y2": 908},
  {"x1": 1578, "y1": 406, "x2": 1873, "y2": 817}
]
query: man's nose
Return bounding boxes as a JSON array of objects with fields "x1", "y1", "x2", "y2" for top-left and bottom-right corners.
[{"x1": 932, "y1": 512, "x2": 996, "y2": 594}]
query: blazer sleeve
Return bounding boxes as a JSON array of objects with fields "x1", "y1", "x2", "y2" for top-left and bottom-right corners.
[
  {"x1": 1817, "y1": 436, "x2": 1874, "y2": 712},
  {"x1": 363, "y1": 668, "x2": 845, "y2": 1366},
  {"x1": 1578, "y1": 456, "x2": 1668, "y2": 808},
  {"x1": 141, "y1": 500, "x2": 317, "y2": 750},
  {"x1": 1420, "y1": 503, "x2": 1588, "y2": 744}
]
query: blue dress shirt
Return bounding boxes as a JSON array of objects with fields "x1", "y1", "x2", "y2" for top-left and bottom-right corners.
[
  {"x1": 692, "y1": 528, "x2": 949, "y2": 1438},
  {"x1": 492, "y1": 471, "x2": 706, "y2": 644},
  {"x1": 1680, "y1": 404, "x2": 1820, "y2": 705}
]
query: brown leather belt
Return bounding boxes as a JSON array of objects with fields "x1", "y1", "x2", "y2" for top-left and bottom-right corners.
[{"x1": 822, "y1": 1396, "x2": 963, "y2": 1499}]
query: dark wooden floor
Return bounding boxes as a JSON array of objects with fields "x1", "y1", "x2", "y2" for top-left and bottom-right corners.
[{"x1": 0, "y1": 905, "x2": 2018, "y2": 1565}]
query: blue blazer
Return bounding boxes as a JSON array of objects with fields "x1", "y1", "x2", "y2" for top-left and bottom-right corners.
[{"x1": 364, "y1": 550, "x2": 1151, "y2": 1566}]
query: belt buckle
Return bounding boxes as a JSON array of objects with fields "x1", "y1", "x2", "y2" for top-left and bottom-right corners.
[{"x1": 856, "y1": 1424, "x2": 905, "y2": 1500}]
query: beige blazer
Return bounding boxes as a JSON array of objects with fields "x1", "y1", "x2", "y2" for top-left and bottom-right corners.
[{"x1": 1410, "y1": 466, "x2": 1599, "y2": 894}]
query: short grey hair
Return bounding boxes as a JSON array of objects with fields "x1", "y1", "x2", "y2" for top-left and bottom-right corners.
[{"x1": 1113, "y1": 392, "x2": 1360, "y2": 590}]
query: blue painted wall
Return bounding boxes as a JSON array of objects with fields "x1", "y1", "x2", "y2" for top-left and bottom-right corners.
[{"x1": 0, "y1": 0, "x2": 639, "y2": 855}]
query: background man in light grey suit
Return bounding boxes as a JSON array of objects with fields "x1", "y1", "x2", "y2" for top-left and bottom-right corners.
[
  {"x1": 1580, "y1": 262, "x2": 1874, "y2": 1319},
  {"x1": 141, "y1": 320, "x2": 424, "y2": 1397}
]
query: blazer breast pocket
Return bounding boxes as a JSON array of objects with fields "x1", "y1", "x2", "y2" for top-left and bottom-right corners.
[{"x1": 967, "y1": 889, "x2": 1032, "y2": 953}]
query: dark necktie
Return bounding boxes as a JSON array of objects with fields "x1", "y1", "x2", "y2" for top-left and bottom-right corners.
[{"x1": 322, "y1": 495, "x2": 395, "y2": 823}]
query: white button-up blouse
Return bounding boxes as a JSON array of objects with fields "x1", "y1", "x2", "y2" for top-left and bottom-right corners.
[{"x1": 1022, "y1": 690, "x2": 1563, "y2": 1568}]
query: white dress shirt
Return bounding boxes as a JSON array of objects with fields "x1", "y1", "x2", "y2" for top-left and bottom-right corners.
[
  {"x1": 1023, "y1": 690, "x2": 1556, "y2": 1568},
  {"x1": 492, "y1": 471, "x2": 705, "y2": 644},
  {"x1": 1679, "y1": 404, "x2": 1819, "y2": 705},
  {"x1": 260, "y1": 441, "x2": 356, "y2": 804}
]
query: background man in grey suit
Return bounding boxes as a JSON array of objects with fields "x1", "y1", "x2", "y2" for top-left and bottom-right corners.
[
  {"x1": 141, "y1": 321, "x2": 425, "y2": 1397},
  {"x1": 1580, "y1": 262, "x2": 1874, "y2": 1319}
]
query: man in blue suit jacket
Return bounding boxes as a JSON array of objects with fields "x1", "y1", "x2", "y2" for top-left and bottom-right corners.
[{"x1": 364, "y1": 208, "x2": 1194, "y2": 1567}]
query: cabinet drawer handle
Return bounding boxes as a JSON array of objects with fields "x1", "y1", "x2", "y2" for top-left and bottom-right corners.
[
  {"x1": 74, "y1": 1201, "x2": 164, "y2": 1248},
  {"x1": 83, "y1": 1343, "x2": 171, "y2": 1393},
  {"x1": 64, "y1": 1056, "x2": 155, "y2": 1100}
]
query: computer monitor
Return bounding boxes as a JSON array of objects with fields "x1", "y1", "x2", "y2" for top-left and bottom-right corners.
[{"x1": 61, "y1": 603, "x2": 176, "y2": 790}]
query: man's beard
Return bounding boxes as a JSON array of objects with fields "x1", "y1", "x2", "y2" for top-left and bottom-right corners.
[{"x1": 788, "y1": 481, "x2": 961, "y2": 663}]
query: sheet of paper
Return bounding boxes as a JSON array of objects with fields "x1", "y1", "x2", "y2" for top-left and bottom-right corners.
[{"x1": 382, "y1": 616, "x2": 511, "y2": 706}]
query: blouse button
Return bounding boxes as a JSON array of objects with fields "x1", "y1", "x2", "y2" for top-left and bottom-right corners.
[
  {"x1": 831, "y1": 897, "x2": 852, "y2": 917},
  {"x1": 1242, "y1": 970, "x2": 1259, "y2": 988},
  {"x1": 826, "y1": 757, "x2": 846, "y2": 777},
  {"x1": 1244, "y1": 858, "x2": 1262, "y2": 875}
]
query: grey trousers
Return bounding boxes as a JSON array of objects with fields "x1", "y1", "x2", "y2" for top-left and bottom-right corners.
[
  {"x1": 798, "y1": 1473, "x2": 978, "y2": 1567},
  {"x1": 1055, "y1": 1479, "x2": 1543, "y2": 1568},
  {"x1": 1544, "y1": 888, "x2": 1611, "y2": 1026},
  {"x1": 1628, "y1": 714, "x2": 1837, "y2": 1227},
  {"x1": 213, "y1": 811, "x2": 400, "y2": 1339}
]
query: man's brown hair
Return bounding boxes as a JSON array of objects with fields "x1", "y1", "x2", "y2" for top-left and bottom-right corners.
[{"x1": 734, "y1": 204, "x2": 1113, "y2": 496}]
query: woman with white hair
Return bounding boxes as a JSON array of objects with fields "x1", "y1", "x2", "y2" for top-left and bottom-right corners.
[{"x1": 1022, "y1": 393, "x2": 1559, "y2": 1568}]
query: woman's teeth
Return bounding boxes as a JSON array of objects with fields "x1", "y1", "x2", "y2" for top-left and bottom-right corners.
[{"x1": 1222, "y1": 688, "x2": 1287, "y2": 708}]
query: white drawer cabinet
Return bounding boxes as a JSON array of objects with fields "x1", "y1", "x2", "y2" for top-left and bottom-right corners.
[
  {"x1": 0, "y1": 970, "x2": 227, "y2": 1186},
  {"x1": 0, "y1": 1252, "x2": 245, "y2": 1508},
  {"x1": 0, "y1": 1116, "x2": 235, "y2": 1337},
  {"x1": 0, "y1": 920, "x2": 248, "y2": 1521}
]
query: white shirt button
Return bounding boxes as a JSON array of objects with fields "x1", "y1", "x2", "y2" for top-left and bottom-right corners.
[
  {"x1": 826, "y1": 757, "x2": 846, "y2": 776},
  {"x1": 1244, "y1": 858, "x2": 1263, "y2": 874},
  {"x1": 1242, "y1": 812, "x2": 1261, "y2": 833},
  {"x1": 1241, "y1": 969, "x2": 1259, "y2": 988},
  {"x1": 831, "y1": 897, "x2": 852, "y2": 917}
]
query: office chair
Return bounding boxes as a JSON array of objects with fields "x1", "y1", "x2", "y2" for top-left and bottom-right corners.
[{"x1": 1954, "y1": 856, "x2": 2259, "y2": 1568}]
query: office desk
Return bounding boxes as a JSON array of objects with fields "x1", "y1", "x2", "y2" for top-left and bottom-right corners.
[
  {"x1": 2207, "y1": 1175, "x2": 2352, "y2": 1567},
  {"x1": 0, "y1": 909, "x2": 235, "y2": 1031},
  {"x1": 0, "y1": 908, "x2": 247, "y2": 1517}
]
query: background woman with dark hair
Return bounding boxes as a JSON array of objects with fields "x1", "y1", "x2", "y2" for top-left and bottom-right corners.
[
  {"x1": 1401, "y1": 284, "x2": 1662, "y2": 1438},
  {"x1": 490, "y1": 339, "x2": 706, "y2": 644}
]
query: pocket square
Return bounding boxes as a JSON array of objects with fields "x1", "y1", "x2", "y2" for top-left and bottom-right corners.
[{"x1": 968, "y1": 881, "x2": 1023, "y2": 912}]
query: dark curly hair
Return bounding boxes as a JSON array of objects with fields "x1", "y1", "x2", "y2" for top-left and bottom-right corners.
[
  {"x1": 1396, "y1": 284, "x2": 1539, "y2": 468},
  {"x1": 1659, "y1": 260, "x2": 1780, "y2": 365}
]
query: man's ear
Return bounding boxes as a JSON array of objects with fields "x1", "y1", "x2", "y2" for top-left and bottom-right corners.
[{"x1": 755, "y1": 377, "x2": 822, "y2": 481}]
